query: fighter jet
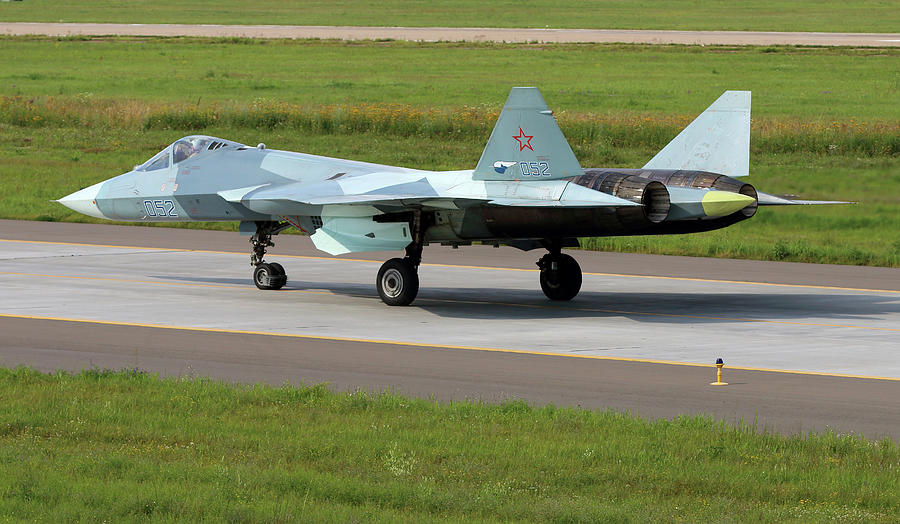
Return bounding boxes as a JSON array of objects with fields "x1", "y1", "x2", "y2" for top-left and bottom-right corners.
[{"x1": 58, "y1": 87, "x2": 838, "y2": 305}]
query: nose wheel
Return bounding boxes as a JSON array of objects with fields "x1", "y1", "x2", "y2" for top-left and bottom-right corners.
[{"x1": 253, "y1": 262, "x2": 287, "y2": 290}]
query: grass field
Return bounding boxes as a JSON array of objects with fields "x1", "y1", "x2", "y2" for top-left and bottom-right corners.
[
  {"x1": 1, "y1": 37, "x2": 898, "y2": 266},
  {"x1": 3, "y1": 38, "x2": 898, "y2": 120},
  {"x1": 1, "y1": 367, "x2": 898, "y2": 522},
  {"x1": 1, "y1": 0, "x2": 899, "y2": 33}
]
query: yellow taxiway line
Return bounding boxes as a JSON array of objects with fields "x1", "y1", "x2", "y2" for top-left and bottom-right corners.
[
  {"x1": 1, "y1": 237, "x2": 898, "y2": 295},
  {"x1": 1, "y1": 312, "x2": 898, "y2": 382}
]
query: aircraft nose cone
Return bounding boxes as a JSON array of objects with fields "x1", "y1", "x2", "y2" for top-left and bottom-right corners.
[{"x1": 57, "y1": 181, "x2": 107, "y2": 219}]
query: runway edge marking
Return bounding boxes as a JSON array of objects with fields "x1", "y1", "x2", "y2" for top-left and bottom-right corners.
[
  {"x1": 2, "y1": 313, "x2": 899, "y2": 382},
  {"x1": 2, "y1": 238, "x2": 898, "y2": 295}
]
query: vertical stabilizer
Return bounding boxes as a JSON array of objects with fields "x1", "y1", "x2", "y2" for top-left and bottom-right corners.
[
  {"x1": 473, "y1": 87, "x2": 583, "y2": 181},
  {"x1": 643, "y1": 91, "x2": 751, "y2": 177}
]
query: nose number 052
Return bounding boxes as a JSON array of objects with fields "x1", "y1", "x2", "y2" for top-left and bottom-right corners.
[{"x1": 143, "y1": 199, "x2": 178, "y2": 217}]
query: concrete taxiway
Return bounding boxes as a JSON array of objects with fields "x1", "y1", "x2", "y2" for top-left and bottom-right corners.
[
  {"x1": 2, "y1": 23, "x2": 898, "y2": 47},
  {"x1": 1, "y1": 221, "x2": 898, "y2": 438}
]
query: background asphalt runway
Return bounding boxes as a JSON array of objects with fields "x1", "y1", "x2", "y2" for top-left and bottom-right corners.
[
  {"x1": 1, "y1": 220, "x2": 898, "y2": 438},
  {"x1": 1, "y1": 23, "x2": 898, "y2": 46}
]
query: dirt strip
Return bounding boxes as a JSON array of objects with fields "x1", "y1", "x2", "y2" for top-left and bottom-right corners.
[{"x1": 1, "y1": 22, "x2": 898, "y2": 46}]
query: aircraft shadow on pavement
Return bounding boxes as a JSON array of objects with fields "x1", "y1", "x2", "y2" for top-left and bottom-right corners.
[
  {"x1": 153, "y1": 275, "x2": 899, "y2": 324},
  {"x1": 416, "y1": 289, "x2": 899, "y2": 323}
]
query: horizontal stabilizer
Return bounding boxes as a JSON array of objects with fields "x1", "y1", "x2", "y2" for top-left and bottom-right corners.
[
  {"x1": 757, "y1": 192, "x2": 852, "y2": 206},
  {"x1": 474, "y1": 87, "x2": 583, "y2": 181},
  {"x1": 643, "y1": 91, "x2": 751, "y2": 177}
]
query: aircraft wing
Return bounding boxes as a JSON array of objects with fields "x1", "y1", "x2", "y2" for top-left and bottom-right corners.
[
  {"x1": 289, "y1": 194, "x2": 492, "y2": 210},
  {"x1": 223, "y1": 187, "x2": 553, "y2": 212},
  {"x1": 219, "y1": 183, "x2": 482, "y2": 212},
  {"x1": 221, "y1": 175, "x2": 638, "y2": 214},
  {"x1": 305, "y1": 195, "x2": 632, "y2": 208},
  {"x1": 220, "y1": 174, "x2": 637, "y2": 256}
]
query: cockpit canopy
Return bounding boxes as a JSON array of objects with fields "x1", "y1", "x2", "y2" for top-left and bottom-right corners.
[{"x1": 135, "y1": 135, "x2": 246, "y2": 172}]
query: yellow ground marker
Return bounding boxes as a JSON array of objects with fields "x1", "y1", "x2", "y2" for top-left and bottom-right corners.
[{"x1": 710, "y1": 358, "x2": 728, "y2": 386}]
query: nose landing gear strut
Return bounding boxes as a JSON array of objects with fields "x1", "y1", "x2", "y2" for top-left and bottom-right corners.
[{"x1": 250, "y1": 221, "x2": 290, "y2": 290}]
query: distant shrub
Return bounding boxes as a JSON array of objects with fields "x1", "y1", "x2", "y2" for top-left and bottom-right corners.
[
  {"x1": 144, "y1": 107, "x2": 217, "y2": 130},
  {"x1": 2, "y1": 95, "x2": 896, "y2": 157}
]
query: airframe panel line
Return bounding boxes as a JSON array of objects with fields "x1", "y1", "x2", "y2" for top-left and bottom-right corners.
[
  {"x1": 1, "y1": 312, "x2": 898, "y2": 382},
  {"x1": 0, "y1": 270, "x2": 896, "y2": 333},
  {"x1": 2, "y1": 238, "x2": 897, "y2": 295}
]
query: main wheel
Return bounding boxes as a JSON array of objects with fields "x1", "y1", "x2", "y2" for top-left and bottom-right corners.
[
  {"x1": 253, "y1": 263, "x2": 286, "y2": 290},
  {"x1": 539, "y1": 253, "x2": 582, "y2": 301},
  {"x1": 376, "y1": 258, "x2": 419, "y2": 306}
]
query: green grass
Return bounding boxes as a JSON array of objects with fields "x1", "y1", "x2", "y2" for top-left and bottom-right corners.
[
  {"x1": 2, "y1": 38, "x2": 898, "y2": 120},
  {"x1": 1, "y1": 37, "x2": 897, "y2": 266},
  {"x1": 1, "y1": 0, "x2": 899, "y2": 33},
  {"x1": 1, "y1": 367, "x2": 898, "y2": 522}
]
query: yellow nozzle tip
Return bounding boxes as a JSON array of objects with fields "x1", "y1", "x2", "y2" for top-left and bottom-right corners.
[{"x1": 701, "y1": 191, "x2": 756, "y2": 217}]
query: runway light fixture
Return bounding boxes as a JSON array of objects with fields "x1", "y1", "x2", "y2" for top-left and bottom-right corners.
[{"x1": 710, "y1": 357, "x2": 728, "y2": 386}]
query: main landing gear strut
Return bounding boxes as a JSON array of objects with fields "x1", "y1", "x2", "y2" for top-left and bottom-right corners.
[
  {"x1": 250, "y1": 221, "x2": 290, "y2": 290},
  {"x1": 376, "y1": 212, "x2": 426, "y2": 306},
  {"x1": 536, "y1": 240, "x2": 582, "y2": 301}
]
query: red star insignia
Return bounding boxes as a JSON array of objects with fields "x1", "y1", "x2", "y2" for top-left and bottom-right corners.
[{"x1": 512, "y1": 127, "x2": 534, "y2": 151}]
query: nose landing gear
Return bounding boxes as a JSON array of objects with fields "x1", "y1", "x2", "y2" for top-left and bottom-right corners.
[
  {"x1": 253, "y1": 261, "x2": 286, "y2": 290},
  {"x1": 250, "y1": 221, "x2": 290, "y2": 290}
]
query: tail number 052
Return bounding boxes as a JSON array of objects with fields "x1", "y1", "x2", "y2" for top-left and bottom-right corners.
[{"x1": 519, "y1": 161, "x2": 550, "y2": 177}]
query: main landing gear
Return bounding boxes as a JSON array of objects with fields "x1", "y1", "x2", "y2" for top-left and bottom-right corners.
[
  {"x1": 250, "y1": 221, "x2": 290, "y2": 290},
  {"x1": 537, "y1": 241, "x2": 582, "y2": 301},
  {"x1": 375, "y1": 212, "x2": 425, "y2": 306},
  {"x1": 248, "y1": 216, "x2": 583, "y2": 305}
]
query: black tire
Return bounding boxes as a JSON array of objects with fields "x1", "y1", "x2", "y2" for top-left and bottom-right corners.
[
  {"x1": 376, "y1": 258, "x2": 419, "y2": 306},
  {"x1": 253, "y1": 263, "x2": 276, "y2": 290},
  {"x1": 539, "y1": 253, "x2": 582, "y2": 301},
  {"x1": 267, "y1": 262, "x2": 287, "y2": 290}
]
